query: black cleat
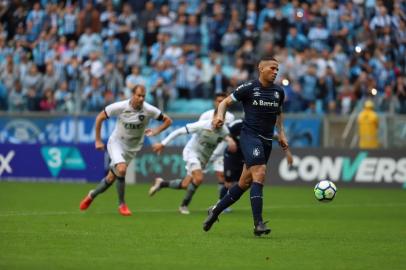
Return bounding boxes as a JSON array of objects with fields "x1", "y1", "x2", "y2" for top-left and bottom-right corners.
[
  {"x1": 253, "y1": 221, "x2": 271, "y2": 236},
  {"x1": 203, "y1": 206, "x2": 219, "y2": 232}
]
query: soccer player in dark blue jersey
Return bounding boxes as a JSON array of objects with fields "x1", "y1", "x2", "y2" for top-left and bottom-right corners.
[{"x1": 203, "y1": 56, "x2": 290, "y2": 236}]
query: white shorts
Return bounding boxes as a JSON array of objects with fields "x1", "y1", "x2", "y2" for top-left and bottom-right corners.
[
  {"x1": 107, "y1": 137, "x2": 137, "y2": 174},
  {"x1": 182, "y1": 148, "x2": 207, "y2": 176},
  {"x1": 210, "y1": 155, "x2": 224, "y2": 172}
]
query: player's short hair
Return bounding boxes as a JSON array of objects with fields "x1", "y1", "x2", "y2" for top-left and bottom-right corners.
[
  {"x1": 258, "y1": 56, "x2": 278, "y2": 66},
  {"x1": 132, "y1": 84, "x2": 146, "y2": 94}
]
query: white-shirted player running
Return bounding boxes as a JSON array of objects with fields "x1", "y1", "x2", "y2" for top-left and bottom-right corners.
[
  {"x1": 148, "y1": 109, "x2": 236, "y2": 214},
  {"x1": 79, "y1": 85, "x2": 172, "y2": 216},
  {"x1": 198, "y1": 93, "x2": 236, "y2": 207}
]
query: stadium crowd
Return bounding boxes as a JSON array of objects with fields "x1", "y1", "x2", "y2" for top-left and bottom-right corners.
[{"x1": 0, "y1": 0, "x2": 405, "y2": 114}]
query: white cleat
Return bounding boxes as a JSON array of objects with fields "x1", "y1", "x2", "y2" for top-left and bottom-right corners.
[
  {"x1": 149, "y1": 177, "x2": 164, "y2": 196},
  {"x1": 178, "y1": 206, "x2": 190, "y2": 215}
]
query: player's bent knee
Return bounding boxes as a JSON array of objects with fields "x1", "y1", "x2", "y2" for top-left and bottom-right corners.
[
  {"x1": 193, "y1": 177, "x2": 203, "y2": 186},
  {"x1": 115, "y1": 165, "x2": 127, "y2": 177}
]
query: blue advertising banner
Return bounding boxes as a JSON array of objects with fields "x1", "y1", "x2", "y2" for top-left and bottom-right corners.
[
  {"x1": 0, "y1": 116, "x2": 193, "y2": 146},
  {"x1": 0, "y1": 144, "x2": 105, "y2": 182},
  {"x1": 0, "y1": 115, "x2": 321, "y2": 147}
]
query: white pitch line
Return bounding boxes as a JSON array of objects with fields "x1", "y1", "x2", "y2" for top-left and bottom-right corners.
[{"x1": 0, "y1": 203, "x2": 405, "y2": 217}]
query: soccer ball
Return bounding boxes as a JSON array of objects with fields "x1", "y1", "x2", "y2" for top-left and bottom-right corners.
[{"x1": 314, "y1": 180, "x2": 337, "y2": 202}]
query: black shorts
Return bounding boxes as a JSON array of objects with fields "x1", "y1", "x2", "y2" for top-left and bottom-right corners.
[
  {"x1": 224, "y1": 151, "x2": 244, "y2": 183},
  {"x1": 240, "y1": 130, "x2": 272, "y2": 167}
]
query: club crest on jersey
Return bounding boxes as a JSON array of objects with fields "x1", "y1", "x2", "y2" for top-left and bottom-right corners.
[
  {"x1": 274, "y1": 91, "x2": 280, "y2": 99},
  {"x1": 253, "y1": 147, "x2": 260, "y2": 157},
  {"x1": 138, "y1": 115, "x2": 145, "y2": 121}
]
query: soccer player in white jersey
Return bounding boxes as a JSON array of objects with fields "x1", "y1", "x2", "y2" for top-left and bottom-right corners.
[
  {"x1": 79, "y1": 85, "x2": 172, "y2": 216},
  {"x1": 199, "y1": 93, "x2": 235, "y2": 203},
  {"x1": 148, "y1": 113, "x2": 236, "y2": 214}
]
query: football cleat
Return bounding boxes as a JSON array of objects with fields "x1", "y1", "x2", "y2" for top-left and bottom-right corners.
[
  {"x1": 178, "y1": 205, "x2": 190, "y2": 215},
  {"x1": 79, "y1": 191, "x2": 94, "y2": 210},
  {"x1": 149, "y1": 177, "x2": 164, "y2": 196},
  {"x1": 253, "y1": 221, "x2": 271, "y2": 236},
  {"x1": 203, "y1": 206, "x2": 219, "y2": 232},
  {"x1": 118, "y1": 204, "x2": 132, "y2": 216}
]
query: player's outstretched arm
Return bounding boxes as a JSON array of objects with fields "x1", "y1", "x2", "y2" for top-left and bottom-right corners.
[
  {"x1": 152, "y1": 126, "x2": 189, "y2": 155},
  {"x1": 213, "y1": 96, "x2": 234, "y2": 128},
  {"x1": 95, "y1": 110, "x2": 108, "y2": 151},
  {"x1": 145, "y1": 114, "x2": 173, "y2": 137}
]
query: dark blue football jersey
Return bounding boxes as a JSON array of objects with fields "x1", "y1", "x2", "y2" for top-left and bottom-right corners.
[{"x1": 231, "y1": 79, "x2": 285, "y2": 139}]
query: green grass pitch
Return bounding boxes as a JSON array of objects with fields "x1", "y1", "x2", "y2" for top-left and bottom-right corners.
[{"x1": 0, "y1": 182, "x2": 405, "y2": 270}]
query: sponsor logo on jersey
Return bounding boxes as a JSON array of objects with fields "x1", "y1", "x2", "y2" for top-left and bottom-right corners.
[
  {"x1": 252, "y1": 99, "x2": 279, "y2": 107},
  {"x1": 253, "y1": 91, "x2": 261, "y2": 97}
]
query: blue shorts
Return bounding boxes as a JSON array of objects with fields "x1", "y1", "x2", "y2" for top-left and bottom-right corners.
[{"x1": 240, "y1": 130, "x2": 273, "y2": 167}]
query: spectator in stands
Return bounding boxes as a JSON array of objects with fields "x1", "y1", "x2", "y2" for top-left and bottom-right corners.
[
  {"x1": 285, "y1": 26, "x2": 308, "y2": 53},
  {"x1": 54, "y1": 81, "x2": 74, "y2": 113},
  {"x1": 0, "y1": 55, "x2": 19, "y2": 91},
  {"x1": 82, "y1": 77, "x2": 105, "y2": 112},
  {"x1": 183, "y1": 14, "x2": 201, "y2": 55},
  {"x1": 39, "y1": 87, "x2": 56, "y2": 111},
  {"x1": 78, "y1": 27, "x2": 102, "y2": 59},
  {"x1": 60, "y1": 4, "x2": 77, "y2": 42},
  {"x1": 42, "y1": 62, "x2": 59, "y2": 93},
  {"x1": 299, "y1": 64, "x2": 319, "y2": 112},
  {"x1": 210, "y1": 64, "x2": 230, "y2": 96},
  {"x1": 22, "y1": 64, "x2": 42, "y2": 94},
  {"x1": 103, "y1": 30, "x2": 123, "y2": 63},
  {"x1": 7, "y1": 80, "x2": 25, "y2": 112},
  {"x1": 394, "y1": 75, "x2": 406, "y2": 114},
  {"x1": 104, "y1": 62, "x2": 123, "y2": 97},
  {"x1": 221, "y1": 25, "x2": 241, "y2": 65},
  {"x1": 125, "y1": 32, "x2": 141, "y2": 71},
  {"x1": 175, "y1": 55, "x2": 190, "y2": 99},
  {"x1": 151, "y1": 77, "x2": 171, "y2": 111},
  {"x1": 236, "y1": 39, "x2": 257, "y2": 75},
  {"x1": 77, "y1": 2, "x2": 101, "y2": 35}
]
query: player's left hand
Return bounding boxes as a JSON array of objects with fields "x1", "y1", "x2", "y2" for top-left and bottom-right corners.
[
  {"x1": 145, "y1": 128, "x2": 156, "y2": 137},
  {"x1": 278, "y1": 134, "x2": 289, "y2": 151}
]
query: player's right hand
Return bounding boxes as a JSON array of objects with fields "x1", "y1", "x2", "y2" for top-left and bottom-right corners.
[
  {"x1": 152, "y1": 143, "x2": 165, "y2": 154},
  {"x1": 95, "y1": 140, "x2": 105, "y2": 151},
  {"x1": 212, "y1": 117, "x2": 224, "y2": 129}
]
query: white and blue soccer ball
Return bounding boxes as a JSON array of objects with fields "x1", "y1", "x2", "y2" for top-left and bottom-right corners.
[{"x1": 314, "y1": 180, "x2": 337, "y2": 202}]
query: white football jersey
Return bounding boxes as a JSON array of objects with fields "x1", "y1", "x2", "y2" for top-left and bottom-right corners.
[
  {"x1": 184, "y1": 120, "x2": 229, "y2": 167},
  {"x1": 199, "y1": 109, "x2": 235, "y2": 164},
  {"x1": 105, "y1": 100, "x2": 162, "y2": 152}
]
